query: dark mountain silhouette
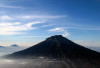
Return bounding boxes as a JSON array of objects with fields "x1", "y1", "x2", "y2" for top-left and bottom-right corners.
[
  {"x1": 10, "y1": 44, "x2": 19, "y2": 47},
  {"x1": 5, "y1": 35, "x2": 100, "y2": 68},
  {"x1": 7, "y1": 35, "x2": 100, "y2": 59}
]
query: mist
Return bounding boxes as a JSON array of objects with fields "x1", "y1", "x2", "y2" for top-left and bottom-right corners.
[
  {"x1": 0, "y1": 44, "x2": 99, "y2": 68},
  {"x1": 0, "y1": 57, "x2": 67, "y2": 68},
  {"x1": 86, "y1": 46, "x2": 100, "y2": 52}
]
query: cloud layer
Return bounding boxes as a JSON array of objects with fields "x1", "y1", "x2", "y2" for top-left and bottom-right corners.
[
  {"x1": 48, "y1": 27, "x2": 69, "y2": 37},
  {"x1": 0, "y1": 15, "x2": 66, "y2": 35},
  {"x1": 0, "y1": 21, "x2": 44, "y2": 35}
]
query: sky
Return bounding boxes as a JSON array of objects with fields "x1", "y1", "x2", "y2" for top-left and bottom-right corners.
[{"x1": 0, "y1": 0, "x2": 100, "y2": 47}]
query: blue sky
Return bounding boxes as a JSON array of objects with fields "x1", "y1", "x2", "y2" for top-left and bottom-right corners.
[{"x1": 0, "y1": 0, "x2": 100, "y2": 47}]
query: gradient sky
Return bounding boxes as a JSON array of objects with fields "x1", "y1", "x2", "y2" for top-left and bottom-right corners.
[{"x1": 0, "y1": 0, "x2": 100, "y2": 47}]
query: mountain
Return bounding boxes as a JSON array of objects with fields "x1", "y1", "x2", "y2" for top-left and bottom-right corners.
[
  {"x1": 6, "y1": 35, "x2": 100, "y2": 68},
  {"x1": 10, "y1": 44, "x2": 19, "y2": 47},
  {"x1": 7, "y1": 35, "x2": 100, "y2": 59},
  {"x1": 0, "y1": 46, "x2": 5, "y2": 48},
  {"x1": 5, "y1": 35, "x2": 100, "y2": 67},
  {"x1": 0, "y1": 45, "x2": 24, "y2": 56}
]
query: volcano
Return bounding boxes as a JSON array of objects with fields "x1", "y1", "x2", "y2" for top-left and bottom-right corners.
[
  {"x1": 5, "y1": 35, "x2": 100, "y2": 68},
  {"x1": 6, "y1": 35, "x2": 100, "y2": 59}
]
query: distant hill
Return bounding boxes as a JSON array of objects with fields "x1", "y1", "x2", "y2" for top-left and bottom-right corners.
[
  {"x1": 0, "y1": 44, "x2": 23, "y2": 56},
  {"x1": 0, "y1": 46, "x2": 5, "y2": 48},
  {"x1": 10, "y1": 44, "x2": 19, "y2": 47},
  {"x1": 6, "y1": 35, "x2": 100, "y2": 68},
  {"x1": 0, "y1": 44, "x2": 19, "y2": 48}
]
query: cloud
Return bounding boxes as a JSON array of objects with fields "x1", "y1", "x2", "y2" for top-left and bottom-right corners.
[
  {"x1": 75, "y1": 27, "x2": 100, "y2": 31},
  {"x1": 0, "y1": 15, "x2": 67, "y2": 22},
  {"x1": 0, "y1": 15, "x2": 67, "y2": 35},
  {"x1": 21, "y1": 36, "x2": 47, "y2": 38},
  {"x1": 26, "y1": 21, "x2": 46, "y2": 27},
  {"x1": 68, "y1": 26, "x2": 100, "y2": 31},
  {"x1": 0, "y1": 15, "x2": 14, "y2": 21},
  {"x1": 41, "y1": 24, "x2": 54, "y2": 27},
  {"x1": 48, "y1": 27, "x2": 65, "y2": 32},
  {"x1": 0, "y1": 31, "x2": 23, "y2": 35},
  {"x1": 0, "y1": 21, "x2": 45, "y2": 35},
  {"x1": 62, "y1": 32, "x2": 69, "y2": 37},
  {"x1": 20, "y1": 15, "x2": 67, "y2": 19},
  {"x1": 0, "y1": 5, "x2": 24, "y2": 9},
  {"x1": 74, "y1": 40, "x2": 100, "y2": 47},
  {"x1": 0, "y1": 22, "x2": 20, "y2": 26},
  {"x1": 48, "y1": 27, "x2": 70, "y2": 37}
]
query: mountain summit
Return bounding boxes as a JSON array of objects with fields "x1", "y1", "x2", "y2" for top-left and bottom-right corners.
[{"x1": 6, "y1": 35, "x2": 100, "y2": 60}]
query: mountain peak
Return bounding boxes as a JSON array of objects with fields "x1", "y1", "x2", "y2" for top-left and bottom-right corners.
[
  {"x1": 10, "y1": 44, "x2": 19, "y2": 47},
  {"x1": 50, "y1": 35, "x2": 63, "y2": 37},
  {"x1": 46, "y1": 35, "x2": 65, "y2": 40},
  {"x1": 46, "y1": 35, "x2": 71, "y2": 45},
  {"x1": 48, "y1": 35, "x2": 63, "y2": 38}
]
